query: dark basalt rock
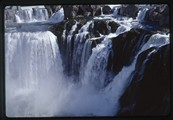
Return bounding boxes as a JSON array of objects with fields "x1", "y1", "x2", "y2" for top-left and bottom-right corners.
[
  {"x1": 93, "y1": 20, "x2": 110, "y2": 35},
  {"x1": 118, "y1": 44, "x2": 170, "y2": 116},
  {"x1": 111, "y1": 28, "x2": 152, "y2": 74},
  {"x1": 144, "y1": 4, "x2": 169, "y2": 29},
  {"x1": 89, "y1": 19, "x2": 120, "y2": 37},
  {"x1": 118, "y1": 5, "x2": 139, "y2": 18},
  {"x1": 62, "y1": 5, "x2": 76, "y2": 20},
  {"x1": 77, "y1": 5, "x2": 93, "y2": 17},
  {"x1": 62, "y1": 5, "x2": 102, "y2": 20},
  {"x1": 102, "y1": 6, "x2": 112, "y2": 15},
  {"x1": 94, "y1": 8, "x2": 101, "y2": 16},
  {"x1": 108, "y1": 21, "x2": 120, "y2": 33}
]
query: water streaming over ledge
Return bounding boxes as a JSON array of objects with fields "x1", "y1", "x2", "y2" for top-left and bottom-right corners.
[{"x1": 5, "y1": 5, "x2": 170, "y2": 117}]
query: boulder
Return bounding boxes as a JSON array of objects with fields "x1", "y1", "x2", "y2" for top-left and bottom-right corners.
[
  {"x1": 102, "y1": 6, "x2": 112, "y2": 15},
  {"x1": 108, "y1": 21, "x2": 119, "y2": 33},
  {"x1": 93, "y1": 20, "x2": 110, "y2": 35}
]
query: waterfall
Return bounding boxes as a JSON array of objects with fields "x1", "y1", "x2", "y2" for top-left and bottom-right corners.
[
  {"x1": 5, "y1": 5, "x2": 170, "y2": 117},
  {"x1": 102, "y1": 32, "x2": 170, "y2": 115},
  {"x1": 71, "y1": 21, "x2": 93, "y2": 77},
  {"x1": 65, "y1": 21, "x2": 78, "y2": 76},
  {"x1": 115, "y1": 25, "x2": 131, "y2": 34},
  {"x1": 15, "y1": 7, "x2": 49, "y2": 23},
  {"x1": 81, "y1": 24, "x2": 131, "y2": 89},
  {"x1": 113, "y1": 7, "x2": 119, "y2": 17},
  {"x1": 79, "y1": 39, "x2": 93, "y2": 80},
  {"x1": 5, "y1": 31, "x2": 65, "y2": 117},
  {"x1": 136, "y1": 8, "x2": 149, "y2": 21},
  {"x1": 82, "y1": 38, "x2": 112, "y2": 89},
  {"x1": 101, "y1": 7, "x2": 103, "y2": 15}
]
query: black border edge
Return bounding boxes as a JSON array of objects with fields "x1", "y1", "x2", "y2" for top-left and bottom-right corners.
[{"x1": 0, "y1": 0, "x2": 172, "y2": 120}]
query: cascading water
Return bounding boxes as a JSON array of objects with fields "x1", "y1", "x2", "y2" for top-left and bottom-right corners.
[
  {"x1": 81, "y1": 24, "x2": 132, "y2": 89},
  {"x1": 79, "y1": 39, "x2": 93, "y2": 80},
  {"x1": 136, "y1": 8, "x2": 149, "y2": 21},
  {"x1": 15, "y1": 7, "x2": 49, "y2": 23},
  {"x1": 71, "y1": 21, "x2": 92, "y2": 77},
  {"x1": 5, "y1": 31, "x2": 65, "y2": 117},
  {"x1": 66, "y1": 21, "x2": 78, "y2": 76},
  {"x1": 5, "y1": 5, "x2": 170, "y2": 117},
  {"x1": 82, "y1": 38, "x2": 112, "y2": 89},
  {"x1": 103, "y1": 33, "x2": 169, "y2": 115}
]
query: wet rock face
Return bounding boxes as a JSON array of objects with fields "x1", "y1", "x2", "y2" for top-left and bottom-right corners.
[
  {"x1": 144, "y1": 4, "x2": 169, "y2": 28},
  {"x1": 118, "y1": 44, "x2": 170, "y2": 116},
  {"x1": 118, "y1": 5, "x2": 139, "y2": 18},
  {"x1": 110, "y1": 28, "x2": 152, "y2": 74}
]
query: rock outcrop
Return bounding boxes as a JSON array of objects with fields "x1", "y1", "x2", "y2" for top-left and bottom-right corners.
[
  {"x1": 118, "y1": 5, "x2": 139, "y2": 18},
  {"x1": 118, "y1": 44, "x2": 170, "y2": 116},
  {"x1": 144, "y1": 4, "x2": 169, "y2": 28},
  {"x1": 110, "y1": 28, "x2": 153, "y2": 74}
]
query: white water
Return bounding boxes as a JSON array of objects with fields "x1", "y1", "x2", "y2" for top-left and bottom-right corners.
[
  {"x1": 66, "y1": 21, "x2": 78, "y2": 75},
  {"x1": 82, "y1": 38, "x2": 112, "y2": 89},
  {"x1": 5, "y1": 5, "x2": 170, "y2": 117},
  {"x1": 79, "y1": 38, "x2": 95, "y2": 80},
  {"x1": 5, "y1": 31, "x2": 65, "y2": 117},
  {"x1": 48, "y1": 8, "x2": 64, "y2": 24},
  {"x1": 15, "y1": 7, "x2": 49, "y2": 23},
  {"x1": 112, "y1": 7, "x2": 119, "y2": 17},
  {"x1": 136, "y1": 8, "x2": 149, "y2": 21},
  {"x1": 71, "y1": 21, "x2": 93, "y2": 76}
]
